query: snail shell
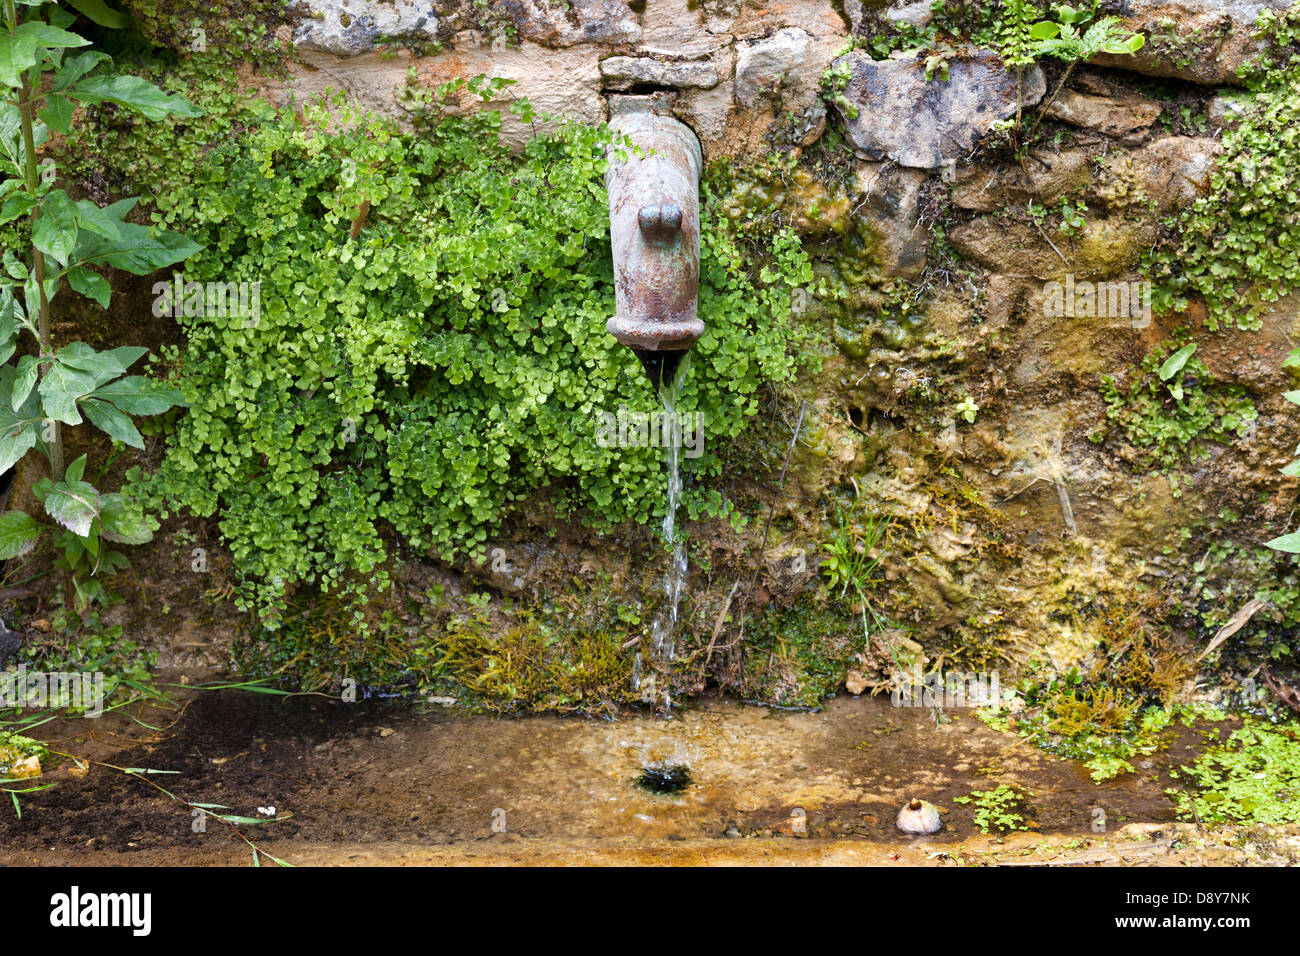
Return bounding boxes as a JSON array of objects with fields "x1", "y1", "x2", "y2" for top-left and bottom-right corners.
[{"x1": 896, "y1": 798, "x2": 942, "y2": 835}]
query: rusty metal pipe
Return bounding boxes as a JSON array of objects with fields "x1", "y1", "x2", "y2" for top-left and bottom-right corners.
[{"x1": 605, "y1": 101, "x2": 703, "y2": 389}]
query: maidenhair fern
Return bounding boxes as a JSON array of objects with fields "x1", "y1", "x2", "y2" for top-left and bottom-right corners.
[{"x1": 132, "y1": 95, "x2": 814, "y2": 621}]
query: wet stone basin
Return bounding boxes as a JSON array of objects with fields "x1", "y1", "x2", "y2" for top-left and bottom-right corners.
[{"x1": 0, "y1": 686, "x2": 1215, "y2": 866}]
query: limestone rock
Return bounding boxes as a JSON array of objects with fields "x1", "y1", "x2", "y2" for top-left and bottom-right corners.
[
  {"x1": 734, "y1": 27, "x2": 810, "y2": 105},
  {"x1": 293, "y1": 0, "x2": 439, "y2": 56},
  {"x1": 504, "y1": 0, "x2": 642, "y2": 48},
  {"x1": 844, "y1": 668, "x2": 871, "y2": 695},
  {"x1": 599, "y1": 56, "x2": 719, "y2": 90},
  {"x1": 1207, "y1": 91, "x2": 1251, "y2": 129},
  {"x1": 949, "y1": 214, "x2": 1150, "y2": 280},
  {"x1": 950, "y1": 148, "x2": 1094, "y2": 213},
  {"x1": 853, "y1": 162, "x2": 927, "y2": 278},
  {"x1": 831, "y1": 49, "x2": 1045, "y2": 169},
  {"x1": 1095, "y1": 135, "x2": 1220, "y2": 216},
  {"x1": 1091, "y1": 0, "x2": 1294, "y2": 85},
  {"x1": 1045, "y1": 88, "x2": 1163, "y2": 142},
  {"x1": 883, "y1": 0, "x2": 934, "y2": 29}
]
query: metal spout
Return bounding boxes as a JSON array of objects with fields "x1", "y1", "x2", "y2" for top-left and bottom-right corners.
[{"x1": 606, "y1": 103, "x2": 704, "y2": 375}]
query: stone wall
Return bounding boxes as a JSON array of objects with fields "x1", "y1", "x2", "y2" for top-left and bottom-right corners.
[{"x1": 237, "y1": 0, "x2": 1300, "y2": 698}]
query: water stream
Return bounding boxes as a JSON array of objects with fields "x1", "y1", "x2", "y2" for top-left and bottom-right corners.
[{"x1": 633, "y1": 355, "x2": 690, "y2": 713}]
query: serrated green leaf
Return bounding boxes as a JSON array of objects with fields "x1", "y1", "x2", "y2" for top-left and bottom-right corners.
[
  {"x1": 99, "y1": 491, "x2": 152, "y2": 544},
  {"x1": 32, "y1": 191, "x2": 78, "y2": 267},
  {"x1": 0, "y1": 22, "x2": 88, "y2": 88},
  {"x1": 69, "y1": 74, "x2": 202, "y2": 122},
  {"x1": 82, "y1": 396, "x2": 144, "y2": 448},
  {"x1": 51, "y1": 50, "x2": 108, "y2": 91},
  {"x1": 37, "y1": 358, "x2": 98, "y2": 425},
  {"x1": 0, "y1": 423, "x2": 35, "y2": 474},
  {"x1": 66, "y1": 265, "x2": 110, "y2": 308},
  {"x1": 42, "y1": 478, "x2": 99, "y2": 537},
  {"x1": 12, "y1": 354, "x2": 39, "y2": 411},
  {"x1": 38, "y1": 91, "x2": 73, "y2": 134},
  {"x1": 68, "y1": 217, "x2": 200, "y2": 276},
  {"x1": 0, "y1": 509, "x2": 41, "y2": 560},
  {"x1": 89, "y1": 374, "x2": 184, "y2": 415}
]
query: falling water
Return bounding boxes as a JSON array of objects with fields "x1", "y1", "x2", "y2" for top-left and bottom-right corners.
[{"x1": 633, "y1": 352, "x2": 690, "y2": 713}]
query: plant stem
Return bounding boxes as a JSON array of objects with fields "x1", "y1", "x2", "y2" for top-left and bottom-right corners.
[
  {"x1": 17, "y1": 57, "x2": 61, "y2": 481},
  {"x1": 1024, "y1": 61, "x2": 1077, "y2": 151}
]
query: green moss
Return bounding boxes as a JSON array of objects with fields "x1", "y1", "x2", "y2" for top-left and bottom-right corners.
[
  {"x1": 236, "y1": 579, "x2": 640, "y2": 713},
  {"x1": 435, "y1": 602, "x2": 636, "y2": 713},
  {"x1": 736, "y1": 597, "x2": 864, "y2": 709},
  {"x1": 980, "y1": 598, "x2": 1191, "y2": 781}
]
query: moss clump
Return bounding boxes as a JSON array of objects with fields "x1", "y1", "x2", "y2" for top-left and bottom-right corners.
[
  {"x1": 436, "y1": 603, "x2": 635, "y2": 714},
  {"x1": 1170, "y1": 719, "x2": 1300, "y2": 824},
  {"x1": 732, "y1": 597, "x2": 864, "y2": 709},
  {"x1": 983, "y1": 598, "x2": 1192, "y2": 781},
  {"x1": 236, "y1": 579, "x2": 640, "y2": 713}
]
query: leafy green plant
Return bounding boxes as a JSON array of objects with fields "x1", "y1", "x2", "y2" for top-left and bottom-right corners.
[
  {"x1": 1022, "y1": 4, "x2": 1145, "y2": 147},
  {"x1": 955, "y1": 395, "x2": 979, "y2": 423},
  {"x1": 132, "y1": 89, "x2": 813, "y2": 623},
  {"x1": 0, "y1": 0, "x2": 196, "y2": 608},
  {"x1": 1149, "y1": 4, "x2": 1300, "y2": 331},
  {"x1": 1094, "y1": 335, "x2": 1257, "y2": 474},
  {"x1": 819, "y1": 57, "x2": 857, "y2": 119},
  {"x1": 954, "y1": 784, "x2": 1030, "y2": 833},
  {"x1": 821, "y1": 502, "x2": 889, "y2": 640},
  {"x1": 1169, "y1": 719, "x2": 1300, "y2": 824}
]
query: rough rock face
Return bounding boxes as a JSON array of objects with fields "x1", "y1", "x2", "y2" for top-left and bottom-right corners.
[
  {"x1": 505, "y1": 0, "x2": 642, "y2": 48},
  {"x1": 734, "y1": 27, "x2": 810, "y2": 105},
  {"x1": 294, "y1": 0, "x2": 439, "y2": 56},
  {"x1": 599, "y1": 55, "x2": 719, "y2": 90},
  {"x1": 831, "y1": 49, "x2": 1045, "y2": 169},
  {"x1": 236, "y1": 0, "x2": 1300, "y2": 705},
  {"x1": 1092, "y1": 0, "x2": 1293, "y2": 84},
  {"x1": 1045, "y1": 88, "x2": 1163, "y2": 143}
]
